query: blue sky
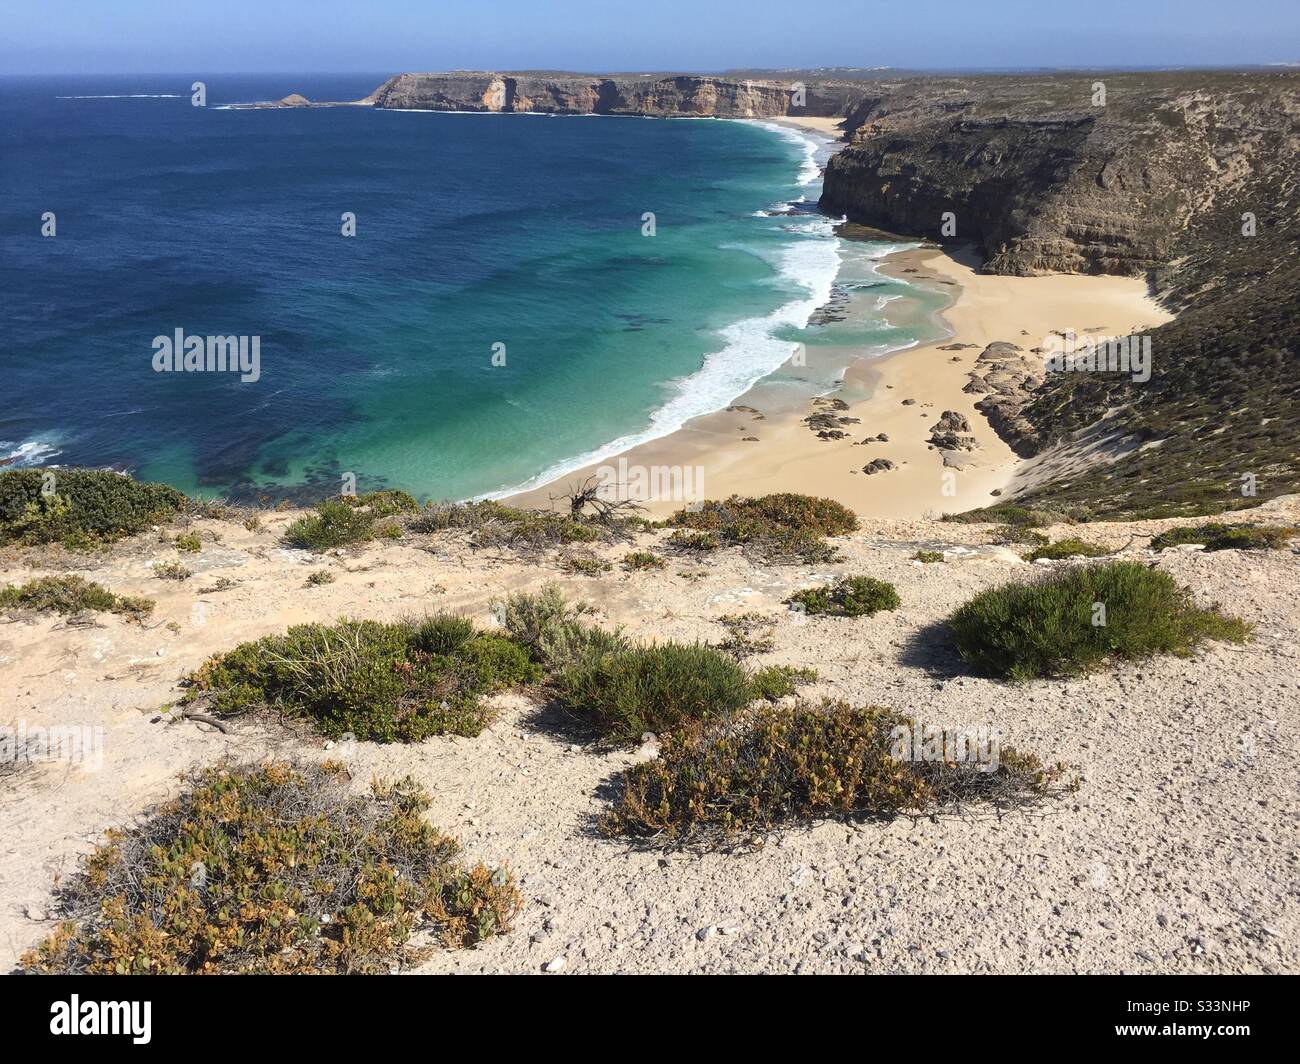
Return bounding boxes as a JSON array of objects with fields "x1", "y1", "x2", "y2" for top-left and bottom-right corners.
[{"x1": 3, "y1": 0, "x2": 1297, "y2": 75}]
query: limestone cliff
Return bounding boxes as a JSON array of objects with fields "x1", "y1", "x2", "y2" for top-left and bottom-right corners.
[
  {"x1": 365, "y1": 71, "x2": 859, "y2": 118},
  {"x1": 820, "y1": 72, "x2": 1300, "y2": 300},
  {"x1": 818, "y1": 71, "x2": 1300, "y2": 518}
]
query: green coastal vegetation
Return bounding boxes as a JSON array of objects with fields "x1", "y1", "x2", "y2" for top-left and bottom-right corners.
[
  {"x1": 0, "y1": 575, "x2": 153, "y2": 620},
  {"x1": 949, "y1": 561, "x2": 1251, "y2": 682},
  {"x1": 20, "y1": 762, "x2": 520, "y2": 975}
]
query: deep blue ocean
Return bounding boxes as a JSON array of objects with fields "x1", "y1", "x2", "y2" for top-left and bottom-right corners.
[{"x1": 0, "y1": 73, "x2": 940, "y2": 501}]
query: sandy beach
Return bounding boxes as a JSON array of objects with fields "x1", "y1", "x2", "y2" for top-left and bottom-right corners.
[
  {"x1": 767, "y1": 114, "x2": 848, "y2": 138},
  {"x1": 507, "y1": 246, "x2": 1173, "y2": 520}
]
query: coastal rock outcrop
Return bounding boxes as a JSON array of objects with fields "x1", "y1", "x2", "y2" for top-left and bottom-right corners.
[
  {"x1": 961, "y1": 342, "x2": 1049, "y2": 458},
  {"x1": 928, "y1": 410, "x2": 979, "y2": 452}
]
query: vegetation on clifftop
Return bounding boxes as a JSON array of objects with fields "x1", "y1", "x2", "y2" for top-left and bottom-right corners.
[{"x1": 20, "y1": 762, "x2": 520, "y2": 974}]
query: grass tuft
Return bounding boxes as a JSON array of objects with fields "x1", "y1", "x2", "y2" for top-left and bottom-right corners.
[{"x1": 284, "y1": 499, "x2": 376, "y2": 551}]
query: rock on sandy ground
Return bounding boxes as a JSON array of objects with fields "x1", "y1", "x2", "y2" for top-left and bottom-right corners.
[{"x1": 1, "y1": 498, "x2": 1297, "y2": 973}]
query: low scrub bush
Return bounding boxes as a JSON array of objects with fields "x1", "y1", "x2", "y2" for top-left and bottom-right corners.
[
  {"x1": 283, "y1": 499, "x2": 375, "y2": 551},
  {"x1": 560, "y1": 552, "x2": 611, "y2": 576},
  {"x1": 0, "y1": 576, "x2": 153, "y2": 620},
  {"x1": 1023, "y1": 538, "x2": 1113, "y2": 562},
  {"x1": 749, "y1": 665, "x2": 817, "y2": 701},
  {"x1": 185, "y1": 614, "x2": 540, "y2": 741},
  {"x1": 173, "y1": 532, "x2": 202, "y2": 553},
  {"x1": 602, "y1": 701, "x2": 1073, "y2": 843},
  {"x1": 949, "y1": 561, "x2": 1251, "y2": 681},
  {"x1": 912, "y1": 550, "x2": 945, "y2": 563},
  {"x1": 788, "y1": 576, "x2": 900, "y2": 617},
  {"x1": 493, "y1": 585, "x2": 627, "y2": 671},
  {"x1": 1150, "y1": 522, "x2": 1300, "y2": 552},
  {"x1": 346, "y1": 489, "x2": 420, "y2": 518},
  {"x1": 557, "y1": 642, "x2": 752, "y2": 744},
  {"x1": 943, "y1": 504, "x2": 1066, "y2": 528},
  {"x1": 990, "y1": 525, "x2": 1049, "y2": 546},
  {"x1": 622, "y1": 550, "x2": 666, "y2": 571},
  {"x1": 152, "y1": 561, "x2": 191, "y2": 581},
  {"x1": 0, "y1": 468, "x2": 186, "y2": 547},
  {"x1": 665, "y1": 493, "x2": 858, "y2": 563},
  {"x1": 412, "y1": 500, "x2": 624, "y2": 554},
  {"x1": 20, "y1": 761, "x2": 520, "y2": 974}
]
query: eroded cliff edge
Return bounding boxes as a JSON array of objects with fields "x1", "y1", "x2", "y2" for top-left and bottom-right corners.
[
  {"x1": 365, "y1": 71, "x2": 856, "y2": 117},
  {"x1": 820, "y1": 71, "x2": 1300, "y2": 518}
]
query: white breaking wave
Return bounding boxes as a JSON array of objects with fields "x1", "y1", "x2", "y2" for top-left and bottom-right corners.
[
  {"x1": 485, "y1": 213, "x2": 842, "y2": 500},
  {"x1": 0, "y1": 436, "x2": 63, "y2": 467},
  {"x1": 748, "y1": 121, "x2": 827, "y2": 185}
]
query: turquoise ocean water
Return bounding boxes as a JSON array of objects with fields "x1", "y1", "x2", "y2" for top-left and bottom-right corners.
[{"x1": 0, "y1": 74, "x2": 947, "y2": 502}]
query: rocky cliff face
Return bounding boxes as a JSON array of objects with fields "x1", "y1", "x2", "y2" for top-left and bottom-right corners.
[
  {"x1": 821, "y1": 72, "x2": 1300, "y2": 291},
  {"x1": 365, "y1": 72, "x2": 860, "y2": 118},
  {"x1": 821, "y1": 71, "x2": 1300, "y2": 519}
]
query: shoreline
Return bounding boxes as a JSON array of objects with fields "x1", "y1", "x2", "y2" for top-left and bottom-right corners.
[{"x1": 506, "y1": 244, "x2": 1173, "y2": 519}]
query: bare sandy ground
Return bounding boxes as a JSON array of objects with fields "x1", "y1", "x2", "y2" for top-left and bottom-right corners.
[
  {"x1": 507, "y1": 247, "x2": 1172, "y2": 520},
  {"x1": 1, "y1": 497, "x2": 1296, "y2": 974}
]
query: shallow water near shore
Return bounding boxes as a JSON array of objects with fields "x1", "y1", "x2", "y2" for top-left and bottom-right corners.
[{"x1": 1, "y1": 74, "x2": 940, "y2": 502}]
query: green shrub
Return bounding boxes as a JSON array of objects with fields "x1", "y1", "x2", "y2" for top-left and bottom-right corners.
[
  {"x1": 412, "y1": 501, "x2": 611, "y2": 552},
  {"x1": 557, "y1": 642, "x2": 752, "y2": 744},
  {"x1": 0, "y1": 576, "x2": 153, "y2": 620},
  {"x1": 788, "y1": 576, "x2": 900, "y2": 617},
  {"x1": 943, "y1": 504, "x2": 1064, "y2": 527},
  {"x1": 152, "y1": 561, "x2": 191, "y2": 581},
  {"x1": 561, "y1": 553, "x2": 611, "y2": 576},
  {"x1": 665, "y1": 494, "x2": 858, "y2": 563},
  {"x1": 456, "y1": 634, "x2": 541, "y2": 690},
  {"x1": 749, "y1": 665, "x2": 817, "y2": 701},
  {"x1": 602, "y1": 701, "x2": 1073, "y2": 843},
  {"x1": 990, "y1": 525, "x2": 1049, "y2": 546},
  {"x1": 304, "y1": 569, "x2": 335, "y2": 587},
  {"x1": 20, "y1": 761, "x2": 520, "y2": 974},
  {"x1": 1150, "y1": 522, "x2": 1300, "y2": 552},
  {"x1": 493, "y1": 586, "x2": 627, "y2": 671},
  {"x1": 348, "y1": 489, "x2": 420, "y2": 518},
  {"x1": 912, "y1": 550, "x2": 945, "y2": 563},
  {"x1": 283, "y1": 500, "x2": 375, "y2": 551},
  {"x1": 0, "y1": 468, "x2": 186, "y2": 546},
  {"x1": 949, "y1": 561, "x2": 1252, "y2": 681},
  {"x1": 1023, "y1": 538, "x2": 1113, "y2": 562},
  {"x1": 666, "y1": 530, "x2": 721, "y2": 552},
  {"x1": 174, "y1": 532, "x2": 202, "y2": 553},
  {"x1": 622, "y1": 551, "x2": 666, "y2": 571},
  {"x1": 184, "y1": 616, "x2": 540, "y2": 742}
]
